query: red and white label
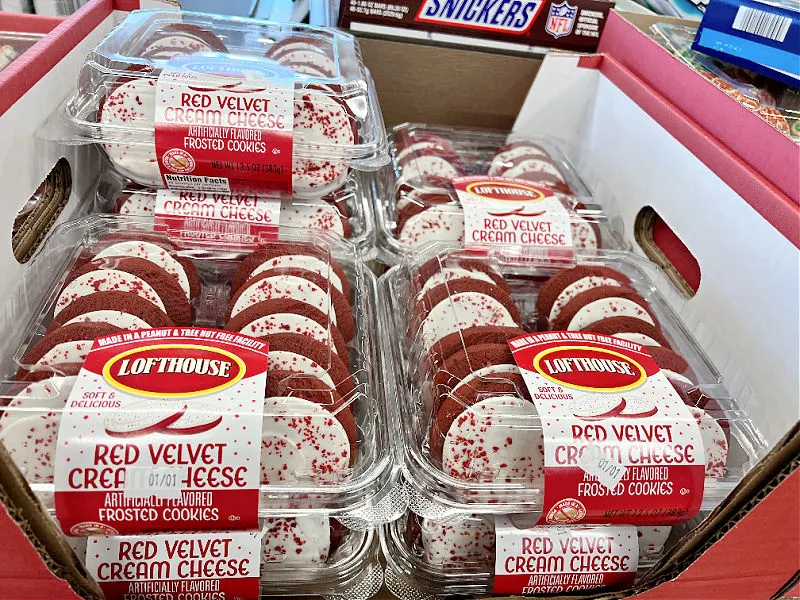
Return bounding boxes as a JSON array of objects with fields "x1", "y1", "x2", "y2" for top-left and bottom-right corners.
[
  {"x1": 85, "y1": 531, "x2": 261, "y2": 600},
  {"x1": 54, "y1": 328, "x2": 269, "y2": 536},
  {"x1": 155, "y1": 54, "x2": 294, "y2": 194},
  {"x1": 493, "y1": 519, "x2": 638, "y2": 595},
  {"x1": 154, "y1": 189, "x2": 280, "y2": 247},
  {"x1": 454, "y1": 176, "x2": 573, "y2": 250},
  {"x1": 508, "y1": 331, "x2": 705, "y2": 525}
]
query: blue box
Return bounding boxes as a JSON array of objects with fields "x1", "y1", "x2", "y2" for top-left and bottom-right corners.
[{"x1": 693, "y1": 0, "x2": 800, "y2": 87}]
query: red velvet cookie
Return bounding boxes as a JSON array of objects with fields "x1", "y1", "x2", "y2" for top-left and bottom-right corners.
[
  {"x1": 257, "y1": 332, "x2": 354, "y2": 399},
  {"x1": 17, "y1": 323, "x2": 123, "y2": 378},
  {"x1": 64, "y1": 257, "x2": 192, "y2": 326},
  {"x1": 536, "y1": 265, "x2": 631, "y2": 326},
  {"x1": 47, "y1": 290, "x2": 174, "y2": 333},
  {"x1": 396, "y1": 140, "x2": 455, "y2": 166},
  {"x1": 413, "y1": 255, "x2": 509, "y2": 297},
  {"x1": 426, "y1": 325, "x2": 528, "y2": 370},
  {"x1": 18, "y1": 362, "x2": 82, "y2": 383},
  {"x1": 582, "y1": 316, "x2": 671, "y2": 349},
  {"x1": 396, "y1": 204, "x2": 464, "y2": 250},
  {"x1": 139, "y1": 23, "x2": 227, "y2": 59},
  {"x1": 293, "y1": 89, "x2": 357, "y2": 196},
  {"x1": 551, "y1": 285, "x2": 657, "y2": 332},
  {"x1": 86, "y1": 236, "x2": 201, "y2": 301},
  {"x1": 430, "y1": 375, "x2": 530, "y2": 461},
  {"x1": 667, "y1": 377, "x2": 730, "y2": 442},
  {"x1": 266, "y1": 370, "x2": 357, "y2": 463},
  {"x1": 225, "y1": 299, "x2": 348, "y2": 357},
  {"x1": 227, "y1": 268, "x2": 354, "y2": 340},
  {"x1": 395, "y1": 193, "x2": 454, "y2": 234},
  {"x1": 413, "y1": 278, "x2": 521, "y2": 338},
  {"x1": 8, "y1": 362, "x2": 83, "y2": 398},
  {"x1": 261, "y1": 367, "x2": 355, "y2": 485},
  {"x1": 396, "y1": 183, "x2": 452, "y2": 212},
  {"x1": 266, "y1": 36, "x2": 334, "y2": 60},
  {"x1": 231, "y1": 244, "x2": 350, "y2": 299},
  {"x1": 431, "y1": 343, "x2": 518, "y2": 414},
  {"x1": 430, "y1": 374, "x2": 542, "y2": 489},
  {"x1": 322, "y1": 186, "x2": 351, "y2": 218},
  {"x1": 645, "y1": 345, "x2": 690, "y2": 375}
]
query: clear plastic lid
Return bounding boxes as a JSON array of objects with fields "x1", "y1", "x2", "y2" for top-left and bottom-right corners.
[
  {"x1": 0, "y1": 31, "x2": 44, "y2": 71},
  {"x1": 651, "y1": 23, "x2": 800, "y2": 143},
  {"x1": 94, "y1": 165, "x2": 377, "y2": 256},
  {"x1": 56, "y1": 10, "x2": 388, "y2": 194},
  {"x1": 382, "y1": 509, "x2": 693, "y2": 599},
  {"x1": 0, "y1": 215, "x2": 399, "y2": 525},
  {"x1": 374, "y1": 123, "x2": 619, "y2": 264},
  {"x1": 380, "y1": 244, "x2": 768, "y2": 518}
]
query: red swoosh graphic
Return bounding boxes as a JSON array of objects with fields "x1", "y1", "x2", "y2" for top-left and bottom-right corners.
[{"x1": 487, "y1": 208, "x2": 547, "y2": 218}]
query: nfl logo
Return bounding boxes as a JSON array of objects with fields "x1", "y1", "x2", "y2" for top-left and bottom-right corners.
[{"x1": 545, "y1": 1, "x2": 577, "y2": 38}]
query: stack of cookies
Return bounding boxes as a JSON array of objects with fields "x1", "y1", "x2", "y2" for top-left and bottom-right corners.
[
  {"x1": 407, "y1": 253, "x2": 729, "y2": 491},
  {"x1": 2, "y1": 233, "x2": 200, "y2": 484},
  {"x1": 391, "y1": 132, "x2": 603, "y2": 252}
]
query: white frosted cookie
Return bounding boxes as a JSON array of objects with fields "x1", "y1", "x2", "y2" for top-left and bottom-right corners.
[
  {"x1": 280, "y1": 200, "x2": 347, "y2": 237},
  {"x1": 55, "y1": 270, "x2": 165, "y2": 315},
  {"x1": 548, "y1": 276, "x2": 620, "y2": 325},
  {"x1": 398, "y1": 206, "x2": 464, "y2": 250},
  {"x1": 293, "y1": 90, "x2": 355, "y2": 196},
  {"x1": 261, "y1": 396, "x2": 350, "y2": 484},
  {"x1": 567, "y1": 297, "x2": 655, "y2": 331},
  {"x1": 0, "y1": 376, "x2": 75, "y2": 483},
  {"x1": 420, "y1": 291, "x2": 517, "y2": 350},
  {"x1": 100, "y1": 79, "x2": 162, "y2": 187},
  {"x1": 94, "y1": 241, "x2": 191, "y2": 300},
  {"x1": 64, "y1": 310, "x2": 151, "y2": 331},
  {"x1": 230, "y1": 274, "x2": 335, "y2": 323},
  {"x1": 689, "y1": 406, "x2": 728, "y2": 478},
  {"x1": 421, "y1": 516, "x2": 495, "y2": 566},
  {"x1": 443, "y1": 396, "x2": 544, "y2": 485},
  {"x1": 262, "y1": 516, "x2": 331, "y2": 565}
]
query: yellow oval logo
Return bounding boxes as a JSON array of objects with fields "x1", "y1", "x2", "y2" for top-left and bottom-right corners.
[
  {"x1": 532, "y1": 345, "x2": 646, "y2": 392},
  {"x1": 103, "y1": 344, "x2": 246, "y2": 398}
]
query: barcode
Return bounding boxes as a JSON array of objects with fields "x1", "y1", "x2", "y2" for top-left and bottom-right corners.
[
  {"x1": 732, "y1": 6, "x2": 791, "y2": 42},
  {"x1": 164, "y1": 173, "x2": 231, "y2": 193}
]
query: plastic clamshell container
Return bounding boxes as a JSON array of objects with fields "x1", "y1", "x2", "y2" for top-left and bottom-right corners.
[
  {"x1": 374, "y1": 123, "x2": 619, "y2": 265},
  {"x1": 95, "y1": 166, "x2": 378, "y2": 257},
  {"x1": 0, "y1": 30, "x2": 45, "y2": 70},
  {"x1": 380, "y1": 243, "x2": 768, "y2": 518},
  {"x1": 0, "y1": 214, "x2": 400, "y2": 526},
  {"x1": 58, "y1": 10, "x2": 388, "y2": 194},
  {"x1": 257, "y1": 522, "x2": 383, "y2": 599},
  {"x1": 68, "y1": 518, "x2": 384, "y2": 599},
  {"x1": 381, "y1": 510, "x2": 684, "y2": 599}
]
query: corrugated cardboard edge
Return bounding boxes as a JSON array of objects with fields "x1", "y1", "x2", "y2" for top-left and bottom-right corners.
[
  {"x1": 0, "y1": 443, "x2": 102, "y2": 600},
  {"x1": 12, "y1": 157, "x2": 72, "y2": 263},
  {"x1": 642, "y1": 422, "x2": 800, "y2": 581}
]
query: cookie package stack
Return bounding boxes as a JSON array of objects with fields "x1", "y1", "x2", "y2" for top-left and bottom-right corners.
[
  {"x1": 64, "y1": 9, "x2": 387, "y2": 256},
  {"x1": 0, "y1": 10, "x2": 399, "y2": 600},
  {"x1": 377, "y1": 125, "x2": 767, "y2": 598}
]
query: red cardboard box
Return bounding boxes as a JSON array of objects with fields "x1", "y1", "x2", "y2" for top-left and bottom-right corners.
[{"x1": 597, "y1": 11, "x2": 800, "y2": 208}]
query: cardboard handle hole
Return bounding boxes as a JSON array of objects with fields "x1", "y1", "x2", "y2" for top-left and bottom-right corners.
[
  {"x1": 634, "y1": 206, "x2": 700, "y2": 298},
  {"x1": 11, "y1": 158, "x2": 72, "y2": 264}
]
